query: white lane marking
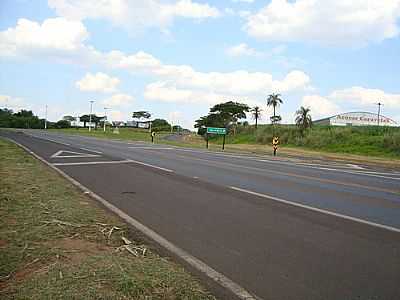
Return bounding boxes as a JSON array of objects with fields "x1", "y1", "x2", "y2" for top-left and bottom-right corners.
[
  {"x1": 128, "y1": 159, "x2": 174, "y2": 173},
  {"x1": 317, "y1": 167, "x2": 400, "y2": 181},
  {"x1": 172, "y1": 153, "x2": 399, "y2": 195},
  {"x1": 30, "y1": 135, "x2": 71, "y2": 146},
  {"x1": 170, "y1": 147, "x2": 400, "y2": 181},
  {"x1": 128, "y1": 146, "x2": 173, "y2": 150},
  {"x1": 346, "y1": 164, "x2": 365, "y2": 170},
  {"x1": 51, "y1": 150, "x2": 101, "y2": 159},
  {"x1": 8, "y1": 138, "x2": 259, "y2": 300},
  {"x1": 231, "y1": 186, "x2": 400, "y2": 234},
  {"x1": 53, "y1": 160, "x2": 134, "y2": 166},
  {"x1": 79, "y1": 147, "x2": 103, "y2": 154},
  {"x1": 32, "y1": 132, "x2": 400, "y2": 180}
]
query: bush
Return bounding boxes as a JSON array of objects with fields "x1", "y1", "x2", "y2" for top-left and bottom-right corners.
[{"x1": 383, "y1": 132, "x2": 400, "y2": 153}]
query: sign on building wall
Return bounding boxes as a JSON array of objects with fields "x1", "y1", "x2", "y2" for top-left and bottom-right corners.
[{"x1": 330, "y1": 112, "x2": 398, "y2": 127}]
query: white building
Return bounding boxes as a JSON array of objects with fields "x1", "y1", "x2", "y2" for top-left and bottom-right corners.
[{"x1": 314, "y1": 112, "x2": 398, "y2": 127}]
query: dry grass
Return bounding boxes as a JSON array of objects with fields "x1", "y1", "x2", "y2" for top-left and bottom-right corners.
[{"x1": 0, "y1": 138, "x2": 216, "y2": 300}]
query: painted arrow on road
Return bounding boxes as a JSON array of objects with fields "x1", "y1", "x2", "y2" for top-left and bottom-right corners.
[{"x1": 51, "y1": 150, "x2": 101, "y2": 159}]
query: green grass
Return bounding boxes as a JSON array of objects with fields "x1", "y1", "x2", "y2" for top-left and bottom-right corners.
[
  {"x1": 210, "y1": 125, "x2": 400, "y2": 159},
  {"x1": 48, "y1": 125, "x2": 400, "y2": 159},
  {"x1": 0, "y1": 138, "x2": 216, "y2": 300}
]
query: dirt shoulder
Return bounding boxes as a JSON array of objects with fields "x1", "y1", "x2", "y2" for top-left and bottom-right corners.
[{"x1": 0, "y1": 138, "x2": 216, "y2": 300}]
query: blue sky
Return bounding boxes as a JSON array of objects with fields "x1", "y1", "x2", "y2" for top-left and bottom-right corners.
[{"x1": 1, "y1": 0, "x2": 400, "y2": 128}]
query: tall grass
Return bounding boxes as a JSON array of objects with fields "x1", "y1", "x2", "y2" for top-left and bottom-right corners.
[{"x1": 212, "y1": 125, "x2": 400, "y2": 158}]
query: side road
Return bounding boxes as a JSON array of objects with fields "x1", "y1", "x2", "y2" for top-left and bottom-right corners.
[{"x1": 0, "y1": 139, "x2": 216, "y2": 299}]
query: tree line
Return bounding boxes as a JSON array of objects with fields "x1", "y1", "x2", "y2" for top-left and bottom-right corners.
[{"x1": 194, "y1": 94, "x2": 312, "y2": 135}]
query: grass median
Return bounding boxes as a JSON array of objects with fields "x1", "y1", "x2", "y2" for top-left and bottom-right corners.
[{"x1": 0, "y1": 138, "x2": 216, "y2": 300}]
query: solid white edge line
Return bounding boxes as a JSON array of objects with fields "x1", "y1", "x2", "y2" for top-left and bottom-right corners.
[
  {"x1": 128, "y1": 146, "x2": 174, "y2": 150},
  {"x1": 231, "y1": 186, "x2": 400, "y2": 234},
  {"x1": 4, "y1": 137, "x2": 259, "y2": 300},
  {"x1": 53, "y1": 160, "x2": 134, "y2": 166}
]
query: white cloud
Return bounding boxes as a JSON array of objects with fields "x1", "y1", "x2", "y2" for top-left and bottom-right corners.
[
  {"x1": 302, "y1": 87, "x2": 400, "y2": 120},
  {"x1": 245, "y1": 0, "x2": 400, "y2": 46},
  {"x1": 102, "y1": 93, "x2": 134, "y2": 107},
  {"x1": 238, "y1": 10, "x2": 251, "y2": 18},
  {"x1": 76, "y1": 72, "x2": 120, "y2": 93},
  {"x1": 48, "y1": 0, "x2": 220, "y2": 32},
  {"x1": 226, "y1": 43, "x2": 261, "y2": 57},
  {"x1": 0, "y1": 17, "x2": 312, "y2": 107},
  {"x1": 329, "y1": 87, "x2": 400, "y2": 108},
  {"x1": 232, "y1": 0, "x2": 254, "y2": 3},
  {"x1": 0, "y1": 94, "x2": 25, "y2": 111},
  {"x1": 99, "y1": 50, "x2": 311, "y2": 98},
  {"x1": 0, "y1": 17, "x2": 88, "y2": 57},
  {"x1": 144, "y1": 81, "x2": 222, "y2": 104},
  {"x1": 226, "y1": 43, "x2": 286, "y2": 58},
  {"x1": 301, "y1": 95, "x2": 340, "y2": 119}
]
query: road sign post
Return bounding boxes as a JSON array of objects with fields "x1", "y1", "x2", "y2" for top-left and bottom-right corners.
[
  {"x1": 272, "y1": 136, "x2": 279, "y2": 156},
  {"x1": 206, "y1": 127, "x2": 227, "y2": 150}
]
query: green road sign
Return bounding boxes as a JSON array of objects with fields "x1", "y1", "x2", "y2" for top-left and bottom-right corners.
[{"x1": 206, "y1": 127, "x2": 226, "y2": 135}]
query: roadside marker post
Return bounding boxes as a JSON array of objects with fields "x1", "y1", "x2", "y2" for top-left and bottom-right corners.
[
  {"x1": 151, "y1": 131, "x2": 156, "y2": 143},
  {"x1": 272, "y1": 136, "x2": 279, "y2": 156},
  {"x1": 206, "y1": 127, "x2": 227, "y2": 151}
]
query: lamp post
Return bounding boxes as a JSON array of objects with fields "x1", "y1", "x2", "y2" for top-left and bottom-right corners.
[
  {"x1": 44, "y1": 105, "x2": 48, "y2": 129},
  {"x1": 103, "y1": 107, "x2": 109, "y2": 132},
  {"x1": 376, "y1": 102, "x2": 383, "y2": 127},
  {"x1": 89, "y1": 100, "x2": 94, "y2": 132}
]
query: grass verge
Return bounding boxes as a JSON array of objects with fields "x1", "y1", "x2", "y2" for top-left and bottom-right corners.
[
  {"x1": 47, "y1": 127, "x2": 400, "y2": 167},
  {"x1": 0, "y1": 138, "x2": 216, "y2": 300}
]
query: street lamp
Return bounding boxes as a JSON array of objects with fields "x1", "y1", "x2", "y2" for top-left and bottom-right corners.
[
  {"x1": 103, "y1": 107, "x2": 110, "y2": 132},
  {"x1": 44, "y1": 104, "x2": 48, "y2": 130},
  {"x1": 375, "y1": 102, "x2": 384, "y2": 127},
  {"x1": 89, "y1": 100, "x2": 94, "y2": 132}
]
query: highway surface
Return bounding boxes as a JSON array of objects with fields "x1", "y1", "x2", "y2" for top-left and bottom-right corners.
[{"x1": 1, "y1": 129, "x2": 400, "y2": 300}]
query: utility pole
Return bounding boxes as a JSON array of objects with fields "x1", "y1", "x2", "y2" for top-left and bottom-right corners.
[
  {"x1": 44, "y1": 105, "x2": 48, "y2": 129},
  {"x1": 376, "y1": 102, "x2": 383, "y2": 126},
  {"x1": 89, "y1": 100, "x2": 94, "y2": 132},
  {"x1": 103, "y1": 107, "x2": 109, "y2": 132}
]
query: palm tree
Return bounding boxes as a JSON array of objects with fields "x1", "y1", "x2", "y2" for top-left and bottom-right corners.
[
  {"x1": 251, "y1": 106, "x2": 262, "y2": 128},
  {"x1": 295, "y1": 106, "x2": 312, "y2": 132},
  {"x1": 267, "y1": 93, "x2": 283, "y2": 124}
]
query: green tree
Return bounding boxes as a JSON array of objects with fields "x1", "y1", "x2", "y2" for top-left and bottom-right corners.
[
  {"x1": 295, "y1": 106, "x2": 312, "y2": 133},
  {"x1": 210, "y1": 101, "x2": 250, "y2": 127},
  {"x1": 132, "y1": 111, "x2": 151, "y2": 121},
  {"x1": 194, "y1": 113, "x2": 225, "y2": 135},
  {"x1": 151, "y1": 118, "x2": 171, "y2": 132},
  {"x1": 251, "y1": 106, "x2": 262, "y2": 129},
  {"x1": 79, "y1": 114, "x2": 102, "y2": 129},
  {"x1": 79, "y1": 115, "x2": 90, "y2": 128},
  {"x1": 55, "y1": 119, "x2": 71, "y2": 128},
  {"x1": 0, "y1": 108, "x2": 13, "y2": 127},
  {"x1": 267, "y1": 93, "x2": 283, "y2": 124}
]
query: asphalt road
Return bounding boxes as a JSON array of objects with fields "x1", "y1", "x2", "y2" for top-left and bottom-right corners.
[{"x1": 2, "y1": 129, "x2": 400, "y2": 300}]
